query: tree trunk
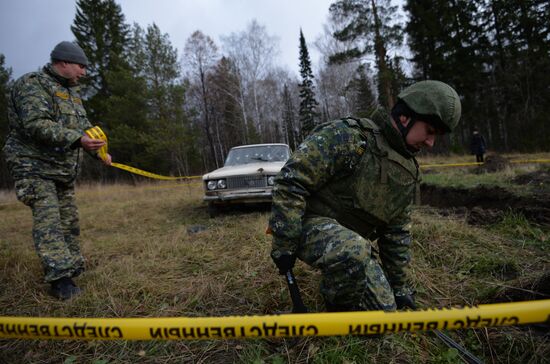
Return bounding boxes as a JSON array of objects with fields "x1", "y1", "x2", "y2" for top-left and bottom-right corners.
[{"x1": 370, "y1": 0, "x2": 393, "y2": 109}]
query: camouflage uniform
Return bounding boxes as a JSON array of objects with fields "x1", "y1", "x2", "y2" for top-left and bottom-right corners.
[
  {"x1": 3, "y1": 64, "x2": 93, "y2": 282},
  {"x1": 269, "y1": 109, "x2": 419, "y2": 311}
]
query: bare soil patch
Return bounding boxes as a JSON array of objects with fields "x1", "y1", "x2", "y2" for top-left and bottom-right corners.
[
  {"x1": 491, "y1": 272, "x2": 550, "y2": 303},
  {"x1": 420, "y1": 173, "x2": 550, "y2": 226},
  {"x1": 513, "y1": 169, "x2": 550, "y2": 188}
]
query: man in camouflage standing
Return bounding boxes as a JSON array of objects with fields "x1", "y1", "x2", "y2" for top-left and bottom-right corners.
[
  {"x1": 269, "y1": 80, "x2": 461, "y2": 312},
  {"x1": 3, "y1": 41, "x2": 112, "y2": 299}
]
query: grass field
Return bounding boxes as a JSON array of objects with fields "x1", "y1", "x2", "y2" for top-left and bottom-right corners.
[{"x1": 0, "y1": 153, "x2": 549, "y2": 363}]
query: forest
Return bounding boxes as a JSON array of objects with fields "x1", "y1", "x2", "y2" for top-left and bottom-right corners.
[{"x1": 0, "y1": 0, "x2": 549, "y2": 188}]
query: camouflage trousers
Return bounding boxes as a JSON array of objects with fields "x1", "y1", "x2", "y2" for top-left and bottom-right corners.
[
  {"x1": 297, "y1": 216, "x2": 396, "y2": 311},
  {"x1": 14, "y1": 177, "x2": 84, "y2": 282}
]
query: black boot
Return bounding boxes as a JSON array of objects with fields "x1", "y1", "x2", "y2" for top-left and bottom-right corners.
[
  {"x1": 325, "y1": 302, "x2": 355, "y2": 312},
  {"x1": 50, "y1": 277, "x2": 81, "y2": 300}
]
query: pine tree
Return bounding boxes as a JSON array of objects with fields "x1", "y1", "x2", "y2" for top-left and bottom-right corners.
[
  {"x1": 404, "y1": 0, "x2": 488, "y2": 152},
  {"x1": 479, "y1": 0, "x2": 550, "y2": 151},
  {"x1": 0, "y1": 54, "x2": 11, "y2": 140},
  {"x1": 210, "y1": 57, "x2": 248, "y2": 149},
  {"x1": 141, "y1": 23, "x2": 194, "y2": 175},
  {"x1": 71, "y1": 0, "x2": 136, "y2": 151},
  {"x1": 0, "y1": 54, "x2": 13, "y2": 188},
  {"x1": 388, "y1": 55, "x2": 407, "y2": 100},
  {"x1": 404, "y1": 0, "x2": 550, "y2": 152},
  {"x1": 70, "y1": 0, "x2": 157, "y2": 181},
  {"x1": 328, "y1": 0, "x2": 403, "y2": 110},
  {"x1": 282, "y1": 84, "x2": 298, "y2": 149},
  {"x1": 298, "y1": 29, "x2": 319, "y2": 138},
  {"x1": 71, "y1": 0, "x2": 129, "y2": 92},
  {"x1": 347, "y1": 64, "x2": 376, "y2": 118}
]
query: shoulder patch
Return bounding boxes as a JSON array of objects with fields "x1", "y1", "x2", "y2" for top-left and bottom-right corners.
[{"x1": 55, "y1": 91, "x2": 70, "y2": 100}]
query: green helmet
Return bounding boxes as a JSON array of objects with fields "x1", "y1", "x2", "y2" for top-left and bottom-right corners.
[{"x1": 397, "y1": 80, "x2": 461, "y2": 133}]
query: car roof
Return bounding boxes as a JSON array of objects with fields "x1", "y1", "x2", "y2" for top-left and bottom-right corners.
[{"x1": 229, "y1": 143, "x2": 289, "y2": 150}]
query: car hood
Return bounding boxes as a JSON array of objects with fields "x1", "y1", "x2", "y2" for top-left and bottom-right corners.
[{"x1": 202, "y1": 162, "x2": 286, "y2": 180}]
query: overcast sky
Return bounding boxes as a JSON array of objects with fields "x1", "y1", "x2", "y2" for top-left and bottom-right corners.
[{"x1": 0, "y1": 0, "x2": 341, "y2": 79}]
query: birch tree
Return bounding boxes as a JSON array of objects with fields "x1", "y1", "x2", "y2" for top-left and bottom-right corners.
[
  {"x1": 183, "y1": 30, "x2": 221, "y2": 167},
  {"x1": 222, "y1": 20, "x2": 280, "y2": 138}
]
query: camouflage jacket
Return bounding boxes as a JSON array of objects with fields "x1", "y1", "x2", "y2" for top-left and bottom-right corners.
[
  {"x1": 3, "y1": 64, "x2": 93, "y2": 183},
  {"x1": 269, "y1": 109, "x2": 420, "y2": 292}
]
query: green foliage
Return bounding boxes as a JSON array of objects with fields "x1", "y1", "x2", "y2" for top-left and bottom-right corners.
[
  {"x1": 70, "y1": 5, "x2": 201, "y2": 179},
  {"x1": 70, "y1": 0, "x2": 150, "y2": 181},
  {"x1": 0, "y1": 54, "x2": 13, "y2": 187},
  {"x1": 421, "y1": 166, "x2": 519, "y2": 191},
  {"x1": 63, "y1": 356, "x2": 77, "y2": 364},
  {"x1": 388, "y1": 56, "x2": 407, "y2": 100},
  {"x1": 209, "y1": 56, "x2": 248, "y2": 149},
  {"x1": 282, "y1": 83, "x2": 299, "y2": 149},
  {"x1": 347, "y1": 64, "x2": 377, "y2": 118},
  {"x1": 491, "y1": 210, "x2": 548, "y2": 251},
  {"x1": 236, "y1": 341, "x2": 269, "y2": 363},
  {"x1": 138, "y1": 23, "x2": 194, "y2": 176},
  {"x1": 0, "y1": 54, "x2": 10, "y2": 136},
  {"x1": 310, "y1": 337, "x2": 372, "y2": 363},
  {"x1": 71, "y1": 0, "x2": 130, "y2": 96},
  {"x1": 468, "y1": 255, "x2": 519, "y2": 280},
  {"x1": 298, "y1": 29, "x2": 319, "y2": 138},
  {"x1": 329, "y1": 0, "x2": 403, "y2": 109},
  {"x1": 432, "y1": 348, "x2": 462, "y2": 364},
  {"x1": 405, "y1": 0, "x2": 550, "y2": 152}
]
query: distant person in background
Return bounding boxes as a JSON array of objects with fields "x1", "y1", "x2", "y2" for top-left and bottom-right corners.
[
  {"x1": 269, "y1": 80, "x2": 461, "y2": 312},
  {"x1": 470, "y1": 127, "x2": 487, "y2": 163},
  {"x1": 2, "y1": 41, "x2": 112, "y2": 299}
]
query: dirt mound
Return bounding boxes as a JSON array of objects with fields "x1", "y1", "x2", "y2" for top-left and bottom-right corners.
[
  {"x1": 420, "y1": 184, "x2": 550, "y2": 226},
  {"x1": 481, "y1": 154, "x2": 510, "y2": 172}
]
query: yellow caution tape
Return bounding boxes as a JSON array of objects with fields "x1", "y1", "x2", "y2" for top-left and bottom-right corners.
[
  {"x1": 0, "y1": 299, "x2": 548, "y2": 340},
  {"x1": 84, "y1": 125, "x2": 108, "y2": 161},
  {"x1": 85, "y1": 126, "x2": 201, "y2": 180},
  {"x1": 110, "y1": 163, "x2": 198, "y2": 181},
  {"x1": 510, "y1": 159, "x2": 550, "y2": 164},
  {"x1": 421, "y1": 162, "x2": 483, "y2": 168},
  {"x1": 87, "y1": 125, "x2": 549, "y2": 176}
]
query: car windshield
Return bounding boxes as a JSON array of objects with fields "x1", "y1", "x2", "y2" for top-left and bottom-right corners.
[{"x1": 224, "y1": 145, "x2": 290, "y2": 166}]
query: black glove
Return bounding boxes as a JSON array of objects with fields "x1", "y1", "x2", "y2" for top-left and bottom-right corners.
[
  {"x1": 395, "y1": 293, "x2": 416, "y2": 310},
  {"x1": 270, "y1": 250, "x2": 296, "y2": 275}
]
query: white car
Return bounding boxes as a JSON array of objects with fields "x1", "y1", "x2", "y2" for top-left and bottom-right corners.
[{"x1": 202, "y1": 143, "x2": 290, "y2": 216}]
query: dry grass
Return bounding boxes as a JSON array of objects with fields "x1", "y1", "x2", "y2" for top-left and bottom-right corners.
[{"x1": 1, "y1": 158, "x2": 549, "y2": 363}]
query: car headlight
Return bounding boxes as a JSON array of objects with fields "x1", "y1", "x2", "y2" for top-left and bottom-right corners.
[
  {"x1": 206, "y1": 180, "x2": 217, "y2": 190},
  {"x1": 217, "y1": 179, "x2": 227, "y2": 189},
  {"x1": 267, "y1": 176, "x2": 276, "y2": 186}
]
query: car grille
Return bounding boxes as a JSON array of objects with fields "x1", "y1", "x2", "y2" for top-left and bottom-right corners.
[{"x1": 226, "y1": 175, "x2": 267, "y2": 189}]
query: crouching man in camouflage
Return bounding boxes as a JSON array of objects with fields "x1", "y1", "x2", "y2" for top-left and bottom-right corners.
[
  {"x1": 3, "y1": 41, "x2": 112, "y2": 299},
  {"x1": 269, "y1": 81, "x2": 461, "y2": 311}
]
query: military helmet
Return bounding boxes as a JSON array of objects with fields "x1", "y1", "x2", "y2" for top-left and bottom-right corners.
[
  {"x1": 397, "y1": 80, "x2": 461, "y2": 133},
  {"x1": 50, "y1": 41, "x2": 89, "y2": 67}
]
